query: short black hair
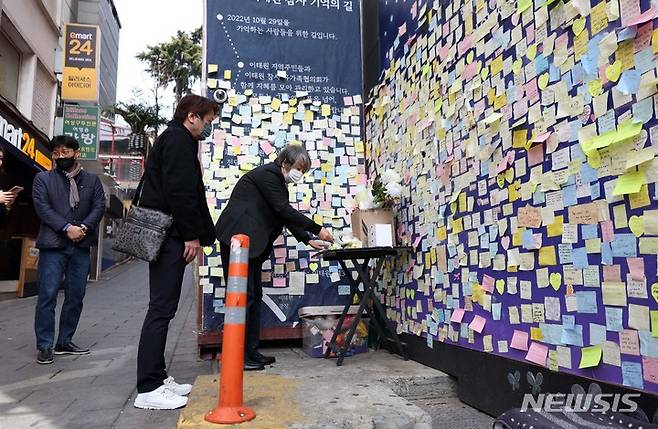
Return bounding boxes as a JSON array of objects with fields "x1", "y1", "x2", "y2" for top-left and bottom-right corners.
[
  {"x1": 49, "y1": 135, "x2": 79, "y2": 151},
  {"x1": 173, "y1": 94, "x2": 219, "y2": 123}
]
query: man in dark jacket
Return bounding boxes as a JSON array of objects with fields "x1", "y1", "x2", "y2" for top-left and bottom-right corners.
[
  {"x1": 32, "y1": 135, "x2": 105, "y2": 365},
  {"x1": 216, "y1": 144, "x2": 334, "y2": 370},
  {"x1": 134, "y1": 94, "x2": 218, "y2": 411}
]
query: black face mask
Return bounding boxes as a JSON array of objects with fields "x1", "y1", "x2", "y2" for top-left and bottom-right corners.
[{"x1": 55, "y1": 157, "x2": 75, "y2": 170}]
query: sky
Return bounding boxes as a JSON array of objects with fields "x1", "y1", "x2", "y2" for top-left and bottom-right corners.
[{"x1": 113, "y1": 0, "x2": 204, "y2": 119}]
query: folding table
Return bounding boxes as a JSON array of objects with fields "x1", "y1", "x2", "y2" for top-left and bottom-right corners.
[{"x1": 318, "y1": 246, "x2": 411, "y2": 366}]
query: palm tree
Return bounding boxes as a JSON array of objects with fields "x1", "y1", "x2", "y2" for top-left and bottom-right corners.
[
  {"x1": 106, "y1": 100, "x2": 166, "y2": 157},
  {"x1": 137, "y1": 28, "x2": 202, "y2": 104}
]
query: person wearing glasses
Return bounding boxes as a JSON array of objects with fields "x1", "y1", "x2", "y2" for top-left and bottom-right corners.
[
  {"x1": 215, "y1": 144, "x2": 334, "y2": 371},
  {"x1": 32, "y1": 135, "x2": 106, "y2": 365}
]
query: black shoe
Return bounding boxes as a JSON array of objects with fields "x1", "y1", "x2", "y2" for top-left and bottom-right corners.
[
  {"x1": 54, "y1": 342, "x2": 90, "y2": 355},
  {"x1": 243, "y1": 359, "x2": 265, "y2": 371},
  {"x1": 249, "y1": 351, "x2": 276, "y2": 365},
  {"x1": 37, "y1": 348, "x2": 54, "y2": 364}
]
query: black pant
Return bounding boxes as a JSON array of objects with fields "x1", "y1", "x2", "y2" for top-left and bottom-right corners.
[
  {"x1": 220, "y1": 242, "x2": 264, "y2": 356},
  {"x1": 137, "y1": 236, "x2": 187, "y2": 393}
]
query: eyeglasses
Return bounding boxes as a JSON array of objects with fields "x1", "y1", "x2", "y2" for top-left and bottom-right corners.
[{"x1": 52, "y1": 149, "x2": 76, "y2": 158}]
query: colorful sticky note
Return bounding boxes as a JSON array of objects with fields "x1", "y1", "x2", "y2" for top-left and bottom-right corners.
[{"x1": 579, "y1": 345, "x2": 603, "y2": 368}]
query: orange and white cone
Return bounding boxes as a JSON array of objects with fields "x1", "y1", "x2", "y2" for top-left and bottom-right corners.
[{"x1": 205, "y1": 234, "x2": 256, "y2": 424}]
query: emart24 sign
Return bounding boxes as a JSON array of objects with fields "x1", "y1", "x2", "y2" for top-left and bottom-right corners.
[{"x1": 62, "y1": 23, "x2": 100, "y2": 102}]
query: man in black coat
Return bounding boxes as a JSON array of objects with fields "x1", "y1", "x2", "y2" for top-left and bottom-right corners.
[
  {"x1": 134, "y1": 94, "x2": 218, "y2": 410},
  {"x1": 216, "y1": 144, "x2": 334, "y2": 370},
  {"x1": 32, "y1": 135, "x2": 106, "y2": 365}
]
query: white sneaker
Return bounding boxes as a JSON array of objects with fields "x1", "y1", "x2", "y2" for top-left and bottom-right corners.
[
  {"x1": 163, "y1": 376, "x2": 192, "y2": 396},
  {"x1": 134, "y1": 385, "x2": 188, "y2": 410}
]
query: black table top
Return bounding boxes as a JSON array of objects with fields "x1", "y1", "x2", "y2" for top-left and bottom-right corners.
[{"x1": 318, "y1": 246, "x2": 412, "y2": 261}]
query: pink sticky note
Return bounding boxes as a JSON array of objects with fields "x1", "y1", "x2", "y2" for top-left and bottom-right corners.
[
  {"x1": 398, "y1": 22, "x2": 407, "y2": 36},
  {"x1": 511, "y1": 330, "x2": 529, "y2": 351},
  {"x1": 601, "y1": 220, "x2": 615, "y2": 243},
  {"x1": 525, "y1": 342, "x2": 549, "y2": 366},
  {"x1": 451, "y1": 308, "x2": 465, "y2": 323},
  {"x1": 533, "y1": 131, "x2": 552, "y2": 143},
  {"x1": 626, "y1": 7, "x2": 655, "y2": 26},
  {"x1": 272, "y1": 277, "x2": 287, "y2": 288},
  {"x1": 627, "y1": 257, "x2": 645, "y2": 281},
  {"x1": 469, "y1": 315, "x2": 486, "y2": 334},
  {"x1": 528, "y1": 144, "x2": 544, "y2": 167},
  {"x1": 274, "y1": 248, "x2": 287, "y2": 259},
  {"x1": 642, "y1": 356, "x2": 658, "y2": 384},
  {"x1": 481, "y1": 274, "x2": 495, "y2": 293},
  {"x1": 260, "y1": 141, "x2": 274, "y2": 155}
]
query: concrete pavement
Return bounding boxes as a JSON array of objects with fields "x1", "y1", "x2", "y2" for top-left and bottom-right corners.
[{"x1": 0, "y1": 260, "x2": 493, "y2": 429}]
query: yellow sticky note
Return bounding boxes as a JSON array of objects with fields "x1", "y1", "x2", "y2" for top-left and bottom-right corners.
[
  {"x1": 354, "y1": 140, "x2": 364, "y2": 153},
  {"x1": 588, "y1": 79, "x2": 603, "y2": 97},
  {"x1": 517, "y1": 0, "x2": 532, "y2": 14},
  {"x1": 321, "y1": 104, "x2": 331, "y2": 116},
  {"x1": 613, "y1": 168, "x2": 646, "y2": 196},
  {"x1": 224, "y1": 70, "x2": 232, "y2": 80},
  {"x1": 630, "y1": 185, "x2": 651, "y2": 209},
  {"x1": 490, "y1": 55, "x2": 504, "y2": 76},
  {"x1": 605, "y1": 61, "x2": 622, "y2": 82},
  {"x1": 527, "y1": 44, "x2": 537, "y2": 60},
  {"x1": 539, "y1": 246, "x2": 557, "y2": 266},
  {"x1": 547, "y1": 215, "x2": 564, "y2": 237},
  {"x1": 271, "y1": 98, "x2": 282, "y2": 111},
  {"x1": 530, "y1": 327, "x2": 544, "y2": 341},
  {"x1": 513, "y1": 129, "x2": 527, "y2": 148},
  {"x1": 207, "y1": 78, "x2": 218, "y2": 89},
  {"x1": 579, "y1": 345, "x2": 602, "y2": 368},
  {"x1": 304, "y1": 110, "x2": 314, "y2": 122},
  {"x1": 651, "y1": 310, "x2": 658, "y2": 337},
  {"x1": 653, "y1": 28, "x2": 658, "y2": 54},
  {"x1": 207, "y1": 64, "x2": 218, "y2": 73}
]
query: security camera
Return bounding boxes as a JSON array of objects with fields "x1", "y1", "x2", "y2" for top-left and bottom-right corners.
[{"x1": 213, "y1": 89, "x2": 228, "y2": 103}]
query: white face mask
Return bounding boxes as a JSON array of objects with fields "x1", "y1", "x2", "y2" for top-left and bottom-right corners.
[{"x1": 286, "y1": 168, "x2": 304, "y2": 184}]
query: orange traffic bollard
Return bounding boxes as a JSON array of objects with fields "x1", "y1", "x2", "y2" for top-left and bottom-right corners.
[{"x1": 205, "y1": 234, "x2": 256, "y2": 424}]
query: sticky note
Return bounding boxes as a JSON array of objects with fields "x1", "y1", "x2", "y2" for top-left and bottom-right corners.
[
  {"x1": 579, "y1": 345, "x2": 602, "y2": 368},
  {"x1": 511, "y1": 330, "x2": 529, "y2": 351}
]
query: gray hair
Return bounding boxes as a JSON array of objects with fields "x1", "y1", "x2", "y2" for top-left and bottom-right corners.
[{"x1": 276, "y1": 144, "x2": 311, "y2": 171}]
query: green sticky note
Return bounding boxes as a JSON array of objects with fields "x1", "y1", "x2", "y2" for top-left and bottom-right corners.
[
  {"x1": 518, "y1": 0, "x2": 532, "y2": 13},
  {"x1": 579, "y1": 345, "x2": 602, "y2": 368},
  {"x1": 613, "y1": 169, "x2": 646, "y2": 196},
  {"x1": 651, "y1": 310, "x2": 658, "y2": 337},
  {"x1": 614, "y1": 119, "x2": 643, "y2": 144}
]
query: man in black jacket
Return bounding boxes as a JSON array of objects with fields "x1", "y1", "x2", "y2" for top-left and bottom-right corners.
[
  {"x1": 216, "y1": 144, "x2": 334, "y2": 370},
  {"x1": 32, "y1": 135, "x2": 106, "y2": 365},
  {"x1": 134, "y1": 94, "x2": 218, "y2": 410}
]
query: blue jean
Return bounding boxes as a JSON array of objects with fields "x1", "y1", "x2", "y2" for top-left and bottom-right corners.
[{"x1": 34, "y1": 243, "x2": 91, "y2": 350}]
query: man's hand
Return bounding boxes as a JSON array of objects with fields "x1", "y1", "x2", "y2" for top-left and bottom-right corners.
[
  {"x1": 318, "y1": 227, "x2": 334, "y2": 243},
  {"x1": 183, "y1": 239, "x2": 201, "y2": 263},
  {"x1": 309, "y1": 239, "x2": 330, "y2": 250},
  {"x1": 66, "y1": 226, "x2": 86, "y2": 242}
]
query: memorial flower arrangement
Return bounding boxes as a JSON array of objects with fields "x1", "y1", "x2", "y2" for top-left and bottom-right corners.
[{"x1": 356, "y1": 168, "x2": 403, "y2": 209}]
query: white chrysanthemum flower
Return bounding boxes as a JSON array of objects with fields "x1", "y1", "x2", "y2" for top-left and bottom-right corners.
[
  {"x1": 385, "y1": 182, "x2": 403, "y2": 198},
  {"x1": 381, "y1": 169, "x2": 401, "y2": 185}
]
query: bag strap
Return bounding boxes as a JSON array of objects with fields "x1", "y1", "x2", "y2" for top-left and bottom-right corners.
[{"x1": 131, "y1": 127, "x2": 173, "y2": 207}]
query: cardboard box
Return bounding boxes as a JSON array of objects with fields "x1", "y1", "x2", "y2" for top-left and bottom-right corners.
[
  {"x1": 350, "y1": 208, "x2": 395, "y2": 246},
  {"x1": 298, "y1": 306, "x2": 369, "y2": 358}
]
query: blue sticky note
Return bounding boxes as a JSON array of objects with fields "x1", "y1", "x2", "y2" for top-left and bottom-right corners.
[
  {"x1": 589, "y1": 323, "x2": 607, "y2": 345},
  {"x1": 549, "y1": 63, "x2": 561, "y2": 82},
  {"x1": 460, "y1": 322, "x2": 469, "y2": 338},
  {"x1": 621, "y1": 361, "x2": 644, "y2": 389},
  {"x1": 611, "y1": 234, "x2": 637, "y2": 257},
  {"x1": 597, "y1": 110, "x2": 616, "y2": 133},
  {"x1": 561, "y1": 325, "x2": 584, "y2": 346},
  {"x1": 581, "y1": 224, "x2": 599, "y2": 240},
  {"x1": 541, "y1": 323, "x2": 565, "y2": 345},
  {"x1": 618, "y1": 70, "x2": 640, "y2": 95},
  {"x1": 492, "y1": 302, "x2": 502, "y2": 320},
  {"x1": 618, "y1": 27, "x2": 637, "y2": 41},
  {"x1": 576, "y1": 291, "x2": 598, "y2": 314},
  {"x1": 572, "y1": 247, "x2": 589, "y2": 268},
  {"x1": 563, "y1": 315, "x2": 576, "y2": 328},
  {"x1": 490, "y1": 225, "x2": 499, "y2": 241},
  {"x1": 571, "y1": 63, "x2": 584, "y2": 85},
  {"x1": 535, "y1": 54, "x2": 549, "y2": 74},
  {"x1": 580, "y1": 163, "x2": 598, "y2": 183},
  {"x1": 639, "y1": 331, "x2": 658, "y2": 358},
  {"x1": 635, "y1": 47, "x2": 655, "y2": 74},
  {"x1": 605, "y1": 307, "x2": 623, "y2": 332},
  {"x1": 558, "y1": 244, "x2": 573, "y2": 264},
  {"x1": 632, "y1": 97, "x2": 653, "y2": 124},
  {"x1": 533, "y1": 188, "x2": 546, "y2": 205},
  {"x1": 590, "y1": 183, "x2": 601, "y2": 199},
  {"x1": 522, "y1": 229, "x2": 535, "y2": 249},
  {"x1": 601, "y1": 242, "x2": 613, "y2": 265},
  {"x1": 563, "y1": 185, "x2": 578, "y2": 207}
]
